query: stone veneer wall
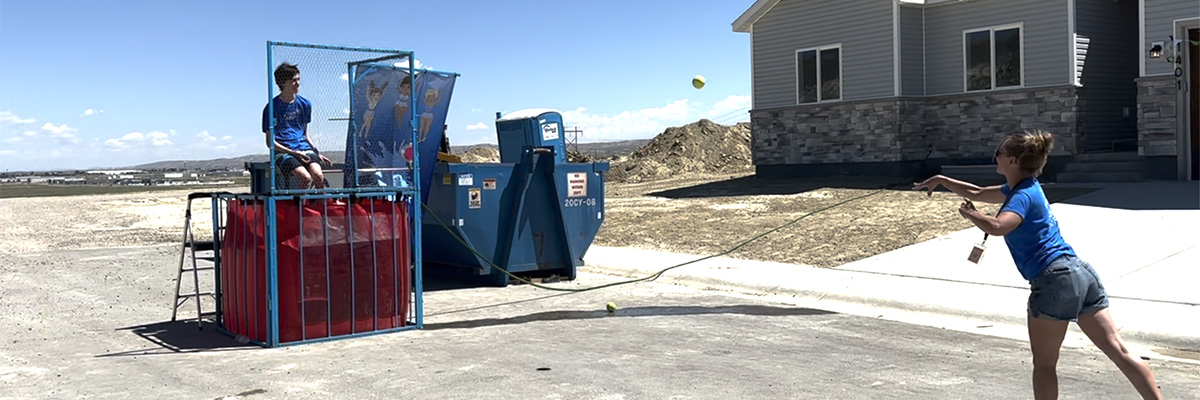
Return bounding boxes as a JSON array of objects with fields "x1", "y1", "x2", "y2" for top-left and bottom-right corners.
[
  {"x1": 919, "y1": 87, "x2": 1080, "y2": 159},
  {"x1": 750, "y1": 85, "x2": 1081, "y2": 167},
  {"x1": 1135, "y1": 75, "x2": 1179, "y2": 157},
  {"x1": 750, "y1": 99, "x2": 913, "y2": 165}
]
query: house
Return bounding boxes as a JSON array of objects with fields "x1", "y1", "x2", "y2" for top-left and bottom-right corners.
[{"x1": 733, "y1": 0, "x2": 1199, "y2": 181}]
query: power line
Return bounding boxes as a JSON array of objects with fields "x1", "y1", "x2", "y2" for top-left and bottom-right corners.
[{"x1": 707, "y1": 106, "x2": 751, "y2": 125}]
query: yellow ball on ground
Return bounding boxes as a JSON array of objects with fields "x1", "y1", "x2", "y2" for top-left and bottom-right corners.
[
  {"x1": 606, "y1": 302, "x2": 617, "y2": 313},
  {"x1": 692, "y1": 75, "x2": 706, "y2": 89}
]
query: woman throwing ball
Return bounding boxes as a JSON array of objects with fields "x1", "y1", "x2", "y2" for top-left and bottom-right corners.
[{"x1": 913, "y1": 130, "x2": 1160, "y2": 399}]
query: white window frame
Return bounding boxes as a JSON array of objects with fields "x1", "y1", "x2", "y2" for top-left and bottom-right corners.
[
  {"x1": 962, "y1": 23, "x2": 1024, "y2": 92},
  {"x1": 795, "y1": 43, "x2": 843, "y2": 104}
]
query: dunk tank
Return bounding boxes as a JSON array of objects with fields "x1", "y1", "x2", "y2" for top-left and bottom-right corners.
[
  {"x1": 208, "y1": 42, "x2": 449, "y2": 346},
  {"x1": 208, "y1": 41, "x2": 608, "y2": 347}
]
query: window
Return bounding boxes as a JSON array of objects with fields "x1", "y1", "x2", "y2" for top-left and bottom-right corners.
[
  {"x1": 797, "y1": 45, "x2": 841, "y2": 103},
  {"x1": 964, "y1": 25, "x2": 1022, "y2": 91}
]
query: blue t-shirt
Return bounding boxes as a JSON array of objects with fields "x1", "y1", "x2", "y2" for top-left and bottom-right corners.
[
  {"x1": 1000, "y1": 178, "x2": 1075, "y2": 281},
  {"x1": 262, "y1": 95, "x2": 314, "y2": 152}
]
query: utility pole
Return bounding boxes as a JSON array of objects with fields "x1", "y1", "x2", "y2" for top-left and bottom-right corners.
[{"x1": 564, "y1": 126, "x2": 584, "y2": 156}]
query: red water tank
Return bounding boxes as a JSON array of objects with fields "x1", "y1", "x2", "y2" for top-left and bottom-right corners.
[{"x1": 222, "y1": 198, "x2": 411, "y2": 344}]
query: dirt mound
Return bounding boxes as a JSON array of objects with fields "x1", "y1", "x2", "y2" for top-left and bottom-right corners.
[
  {"x1": 606, "y1": 119, "x2": 751, "y2": 183},
  {"x1": 458, "y1": 145, "x2": 500, "y2": 163},
  {"x1": 567, "y1": 148, "x2": 594, "y2": 163}
]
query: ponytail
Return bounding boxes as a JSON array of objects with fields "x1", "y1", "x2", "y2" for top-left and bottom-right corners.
[{"x1": 1002, "y1": 130, "x2": 1055, "y2": 176}]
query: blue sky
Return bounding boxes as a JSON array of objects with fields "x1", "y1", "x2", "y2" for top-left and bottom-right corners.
[{"x1": 0, "y1": 1, "x2": 754, "y2": 171}]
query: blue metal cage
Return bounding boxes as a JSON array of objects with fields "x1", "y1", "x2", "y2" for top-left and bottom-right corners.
[{"x1": 207, "y1": 41, "x2": 456, "y2": 347}]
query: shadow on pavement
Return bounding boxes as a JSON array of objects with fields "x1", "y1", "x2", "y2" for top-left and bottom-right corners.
[
  {"x1": 648, "y1": 175, "x2": 913, "y2": 199},
  {"x1": 646, "y1": 174, "x2": 1103, "y2": 203},
  {"x1": 648, "y1": 173, "x2": 1196, "y2": 210},
  {"x1": 423, "y1": 304, "x2": 835, "y2": 331},
  {"x1": 99, "y1": 318, "x2": 250, "y2": 357},
  {"x1": 426, "y1": 291, "x2": 577, "y2": 318},
  {"x1": 1041, "y1": 186, "x2": 1102, "y2": 204},
  {"x1": 1054, "y1": 182, "x2": 1200, "y2": 210}
]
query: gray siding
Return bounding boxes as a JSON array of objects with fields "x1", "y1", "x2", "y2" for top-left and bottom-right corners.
[
  {"x1": 1076, "y1": 0, "x2": 1139, "y2": 152},
  {"x1": 1144, "y1": 0, "x2": 1200, "y2": 76},
  {"x1": 900, "y1": 6, "x2": 925, "y2": 96},
  {"x1": 750, "y1": 0, "x2": 895, "y2": 109},
  {"x1": 924, "y1": 0, "x2": 1071, "y2": 95}
]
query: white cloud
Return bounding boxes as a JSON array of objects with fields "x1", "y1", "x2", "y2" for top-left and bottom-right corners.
[
  {"x1": 2, "y1": 121, "x2": 264, "y2": 170},
  {"x1": 41, "y1": 123, "x2": 76, "y2": 135},
  {"x1": 0, "y1": 112, "x2": 43, "y2": 142},
  {"x1": 104, "y1": 138, "x2": 130, "y2": 149},
  {"x1": 0, "y1": 112, "x2": 76, "y2": 145},
  {"x1": 701, "y1": 95, "x2": 751, "y2": 122},
  {"x1": 106, "y1": 130, "x2": 174, "y2": 149},
  {"x1": 0, "y1": 111, "x2": 36, "y2": 126},
  {"x1": 148, "y1": 131, "x2": 172, "y2": 146},
  {"x1": 80, "y1": 109, "x2": 104, "y2": 117},
  {"x1": 31, "y1": 121, "x2": 79, "y2": 144},
  {"x1": 470, "y1": 108, "x2": 482, "y2": 112},
  {"x1": 560, "y1": 100, "x2": 692, "y2": 142},
  {"x1": 466, "y1": 122, "x2": 488, "y2": 130},
  {"x1": 340, "y1": 73, "x2": 349, "y2": 81},
  {"x1": 393, "y1": 59, "x2": 428, "y2": 70}
]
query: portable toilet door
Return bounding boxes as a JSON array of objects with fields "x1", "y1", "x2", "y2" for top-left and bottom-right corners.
[{"x1": 495, "y1": 109, "x2": 567, "y2": 164}]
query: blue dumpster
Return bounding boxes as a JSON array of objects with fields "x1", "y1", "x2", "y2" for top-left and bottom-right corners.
[{"x1": 422, "y1": 109, "x2": 609, "y2": 286}]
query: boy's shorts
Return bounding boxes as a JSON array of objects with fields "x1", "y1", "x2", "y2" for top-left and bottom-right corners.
[
  {"x1": 1027, "y1": 255, "x2": 1110, "y2": 321},
  {"x1": 275, "y1": 151, "x2": 320, "y2": 171}
]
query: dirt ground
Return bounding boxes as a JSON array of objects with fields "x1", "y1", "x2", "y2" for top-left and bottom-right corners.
[
  {"x1": 596, "y1": 172, "x2": 1010, "y2": 267},
  {"x1": 0, "y1": 174, "x2": 1086, "y2": 270},
  {"x1": 0, "y1": 190, "x2": 217, "y2": 254}
]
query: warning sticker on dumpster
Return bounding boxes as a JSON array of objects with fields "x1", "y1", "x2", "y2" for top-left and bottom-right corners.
[
  {"x1": 468, "y1": 188, "x2": 482, "y2": 209},
  {"x1": 567, "y1": 172, "x2": 587, "y2": 197},
  {"x1": 458, "y1": 173, "x2": 474, "y2": 186},
  {"x1": 483, "y1": 178, "x2": 497, "y2": 190}
]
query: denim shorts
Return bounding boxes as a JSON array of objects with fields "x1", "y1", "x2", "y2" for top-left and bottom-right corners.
[
  {"x1": 275, "y1": 151, "x2": 320, "y2": 171},
  {"x1": 1027, "y1": 255, "x2": 1109, "y2": 321}
]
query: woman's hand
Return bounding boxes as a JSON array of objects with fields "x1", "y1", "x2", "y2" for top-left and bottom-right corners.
[
  {"x1": 958, "y1": 198, "x2": 977, "y2": 218},
  {"x1": 913, "y1": 175, "x2": 944, "y2": 197}
]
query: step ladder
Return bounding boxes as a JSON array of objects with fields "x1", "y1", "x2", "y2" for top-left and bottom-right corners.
[{"x1": 171, "y1": 192, "x2": 220, "y2": 329}]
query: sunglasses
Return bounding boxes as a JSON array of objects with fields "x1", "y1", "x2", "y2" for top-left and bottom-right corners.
[{"x1": 994, "y1": 148, "x2": 1006, "y2": 159}]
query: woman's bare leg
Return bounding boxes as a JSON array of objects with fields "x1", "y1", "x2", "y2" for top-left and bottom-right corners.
[
  {"x1": 1028, "y1": 315, "x2": 1069, "y2": 399},
  {"x1": 1076, "y1": 309, "x2": 1161, "y2": 399}
]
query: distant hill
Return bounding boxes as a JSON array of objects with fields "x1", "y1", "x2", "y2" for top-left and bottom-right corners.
[
  {"x1": 128, "y1": 152, "x2": 346, "y2": 171},
  {"x1": 124, "y1": 139, "x2": 650, "y2": 171},
  {"x1": 129, "y1": 154, "x2": 268, "y2": 171},
  {"x1": 450, "y1": 139, "x2": 650, "y2": 161}
]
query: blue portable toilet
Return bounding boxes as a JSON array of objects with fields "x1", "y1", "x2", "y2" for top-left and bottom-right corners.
[{"x1": 495, "y1": 109, "x2": 567, "y2": 164}]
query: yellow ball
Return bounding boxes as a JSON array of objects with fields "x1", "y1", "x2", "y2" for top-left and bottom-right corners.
[
  {"x1": 692, "y1": 75, "x2": 706, "y2": 89},
  {"x1": 606, "y1": 302, "x2": 617, "y2": 313}
]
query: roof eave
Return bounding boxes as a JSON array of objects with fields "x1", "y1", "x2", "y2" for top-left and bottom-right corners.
[{"x1": 732, "y1": 0, "x2": 781, "y2": 33}]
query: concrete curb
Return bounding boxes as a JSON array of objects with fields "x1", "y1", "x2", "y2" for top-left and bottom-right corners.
[{"x1": 581, "y1": 246, "x2": 1199, "y2": 351}]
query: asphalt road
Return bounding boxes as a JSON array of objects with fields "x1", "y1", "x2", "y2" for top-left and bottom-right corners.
[{"x1": 1, "y1": 246, "x2": 1197, "y2": 399}]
